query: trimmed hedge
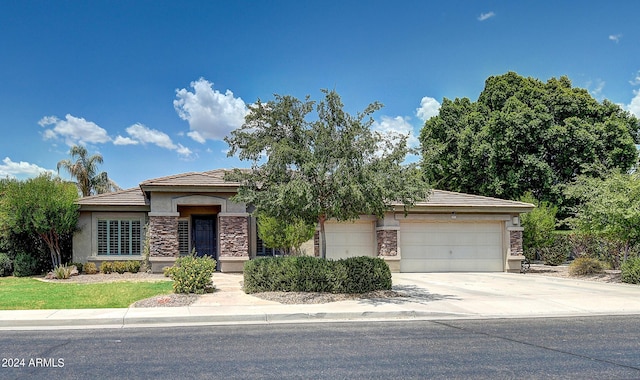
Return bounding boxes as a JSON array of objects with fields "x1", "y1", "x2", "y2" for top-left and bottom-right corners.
[{"x1": 243, "y1": 256, "x2": 392, "y2": 294}]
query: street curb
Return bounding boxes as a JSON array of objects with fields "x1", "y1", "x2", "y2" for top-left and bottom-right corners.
[{"x1": 0, "y1": 309, "x2": 466, "y2": 330}]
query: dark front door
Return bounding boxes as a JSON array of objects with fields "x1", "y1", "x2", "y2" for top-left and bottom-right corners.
[{"x1": 192, "y1": 216, "x2": 217, "y2": 259}]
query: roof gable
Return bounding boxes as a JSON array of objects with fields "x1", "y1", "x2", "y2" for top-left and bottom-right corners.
[{"x1": 139, "y1": 169, "x2": 240, "y2": 188}]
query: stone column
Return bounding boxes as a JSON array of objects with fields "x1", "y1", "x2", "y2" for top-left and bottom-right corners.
[
  {"x1": 218, "y1": 213, "x2": 250, "y2": 272},
  {"x1": 509, "y1": 229, "x2": 524, "y2": 256},
  {"x1": 506, "y1": 222, "x2": 525, "y2": 273},
  {"x1": 148, "y1": 213, "x2": 180, "y2": 273},
  {"x1": 376, "y1": 225, "x2": 400, "y2": 272}
]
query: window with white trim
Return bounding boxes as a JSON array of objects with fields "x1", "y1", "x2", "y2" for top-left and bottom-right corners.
[{"x1": 97, "y1": 219, "x2": 141, "y2": 255}]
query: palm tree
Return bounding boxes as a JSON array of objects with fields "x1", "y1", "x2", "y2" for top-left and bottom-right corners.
[{"x1": 57, "y1": 145, "x2": 121, "y2": 197}]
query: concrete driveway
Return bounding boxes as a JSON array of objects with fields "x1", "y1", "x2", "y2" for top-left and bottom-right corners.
[{"x1": 391, "y1": 272, "x2": 640, "y2": 318}]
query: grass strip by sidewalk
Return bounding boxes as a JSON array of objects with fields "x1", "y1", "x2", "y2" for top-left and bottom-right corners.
[{"x1": 0, "y1": 277, "x2": 174, "y2": 310}]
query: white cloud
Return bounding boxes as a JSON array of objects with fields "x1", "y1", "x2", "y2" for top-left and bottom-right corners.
[
  {"x1": 416, "y1": 96, "x2": 441, "y2": 121},
  {"x1": 126, "y1": 123, "x2": 176, "y2": 150},
  {"x1": 176, "y1": 144, "x2": 193, "y2": 157},
  {"x1": 187, "y1": 131, "x2": 206, "y2": 144},
  {"x1": 627, "y1": 90, "x2": 640, "y2": 118},
  {"x1": 609, "y1": 34, "x2": 622, "y2": 43},
  {"x1": 174, "y1": 78, "x2": 248, "y2": 142},
  {"x1": 372, "y1": 116, "x2": 419, "y2": 148},
  {"x1": 478, "y1": 11, "x2": 495, "y2": 21},
  {"x1": 38, "y1": 114, "x2": 111, "y2": 146},
  {"x1": 630, "y1": 72, "x2": 640, "y2": 86},
  {"x1": 0, "y1": 157, "x2": 55, "y2": 179},
  {"x1": 123, "y1": 123, "x2": 192, "y2": 157},
  {"x1": 113, "y1": 135, "x2": 139, "y2": 145}
]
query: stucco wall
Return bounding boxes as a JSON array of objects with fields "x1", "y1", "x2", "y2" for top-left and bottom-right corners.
[
  {"x1": 72, "y1": 212, "x2": 93, "y2": 263},
  {"x1": 73, "y1": 211, "x2": 147, "y2": 263}
]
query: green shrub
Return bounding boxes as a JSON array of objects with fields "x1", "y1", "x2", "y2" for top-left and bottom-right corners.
[
  {"x1": 568, "y1": 233, "x2": 626, "y2": 269},
  {"x1": 125, "y1": 260, "x2": 141, "y2": 273},
  {"x1": 100, "y1": 261, "x2": 113, "y2": 274},
  {"x1": 84, "y1": 262, "x2": 98, "y2": 274},
  {"x1": 338, "y1": 256, "x2": 392, "y2": 293},
  {"x1": 68, "y1": 262, "x2": 83, "y2": 273},
  {"x1": 113, "y1": 261, "x2": 127, "y2": 274},
  {"x1": 540, "y1": 235, "x2": 571, "y2": 266},
  {"x1": 568, "y1": 257, "x2": 605, "y2": 276},
  {"x1": 53, "y1": 265, "x2": 72, "y2": 279},
  {"x1": 621, "y1": 257, "x2": 640, "y2": 284},
  {"x1": 13, "y1": 252, "x2": 40, "y2": 277},
  {"x1": 0, "y1": 253, "x2": 12, "y2": 277},
  {"x1": 243, "y1": 256, "x2": 392, "y2": 294},
  {"x1": 163, "y1": 266, "x2": 173, "y2": 277},
  {"x1": 167, "y1": 255, "x2": 217, "y2": 294}
]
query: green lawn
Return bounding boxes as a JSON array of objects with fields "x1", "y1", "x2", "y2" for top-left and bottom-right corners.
[{"x1": 0, "y1": 277, "x2": 174, "y2": 310}]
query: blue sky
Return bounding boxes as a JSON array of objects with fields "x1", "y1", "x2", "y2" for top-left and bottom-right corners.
[{"x1": 1, "y1": 1, "x2": 639, "y2": 190}]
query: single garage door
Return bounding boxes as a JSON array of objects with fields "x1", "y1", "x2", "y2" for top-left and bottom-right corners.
[
  {"x1": 400, "y1": 221, "x2": 503, "y2": 272},
  {"x1": 324, "y1": 221, "x2": 376, "y2": 260}
]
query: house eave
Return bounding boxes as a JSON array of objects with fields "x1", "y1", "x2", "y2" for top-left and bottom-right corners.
[{"x1": 398, "y1": 205, "x2": 535, "y2": 214}]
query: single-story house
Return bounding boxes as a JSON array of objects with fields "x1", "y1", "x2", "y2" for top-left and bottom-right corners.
[{"x1": 73, "y1": 169, "x2": 534, "y2": 273}]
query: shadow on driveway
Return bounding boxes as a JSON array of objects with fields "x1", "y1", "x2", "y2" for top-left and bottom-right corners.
[{"x1": 356, "y1": 284, "x2": 460, "y2": 306}]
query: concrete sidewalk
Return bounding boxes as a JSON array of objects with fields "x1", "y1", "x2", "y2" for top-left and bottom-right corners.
[{"x1": 2, "y1": 272, "x2": 640, "y2": 330}]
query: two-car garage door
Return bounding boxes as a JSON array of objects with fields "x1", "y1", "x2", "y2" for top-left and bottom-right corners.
[
  {"x1": 400, "y1": 222, "x2": 504, "y2": 272},
  {"x1": 322, "y1": 220, "x2": 505, "y2": 272}
]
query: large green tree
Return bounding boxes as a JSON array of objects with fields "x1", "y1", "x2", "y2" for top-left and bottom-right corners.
[
  {"x1": 420, "y1": 72, "x2": 639, "y2": 214},
  {"x1": 57, "y1": 145, "x2": 121, "y2": 197},
  {"x1": 225, "y1": 89, "x2": 429, "y2": 258},
  {"x1": 0, "y1": 174, "x2": 78, "y2": 268}
]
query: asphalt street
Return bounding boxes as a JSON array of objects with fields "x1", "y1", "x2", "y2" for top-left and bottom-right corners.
[{"x1": 1, "y1": 316, "x2": 639, "y2": 379}]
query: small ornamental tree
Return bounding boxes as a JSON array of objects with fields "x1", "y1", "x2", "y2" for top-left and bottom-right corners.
[
  {"x1": 225, "y1": 89, "x2": 429, "y2": 258},
  {"x1": 520, "y1": 192, "x2": 558, "y2": 260},
  {"x1": 0, "y1": 174, "x2": 78, "y2": 268},
  {"x1": 257, "y1": 213, "x2": 315, "y2": 255}
]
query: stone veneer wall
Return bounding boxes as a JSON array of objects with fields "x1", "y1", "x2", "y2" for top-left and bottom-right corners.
[
  {"x1": 219, "y1": 215, "x2": 249, "y2": 257},
  {"x1": 509, "y1": 230, "x2": 523, "y2": 256},
  {"x1": 376, "y1": 229, "x2": 398, "y2": 256},
  {"x1": 149, "y1": 215, "x2": 179, "y2": 257}
]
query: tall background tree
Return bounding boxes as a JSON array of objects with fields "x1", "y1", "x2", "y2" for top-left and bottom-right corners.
[
  {"x1": 57, "y1": 145, "x2": 121, "y2": 197},
  {"x1": 0, "y1": 174, "x2": 78, "y2": 270},
  {"x1": 420, "y1": 72, "x2": 639, "y2": 217},
  {"x1": 225, "y1": 89, "x2": 429, "y2": 258}
]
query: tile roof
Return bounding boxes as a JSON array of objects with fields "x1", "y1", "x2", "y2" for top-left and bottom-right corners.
[
  {"x1": 76, "y1": 188, "x2": 147, "y2": 207},
  {"x1": 420, "y1": 190, "x2": 533, "y2": 208},
  {"x1": 76, "y1": 169, "x2": 534, "y2": 212}
]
